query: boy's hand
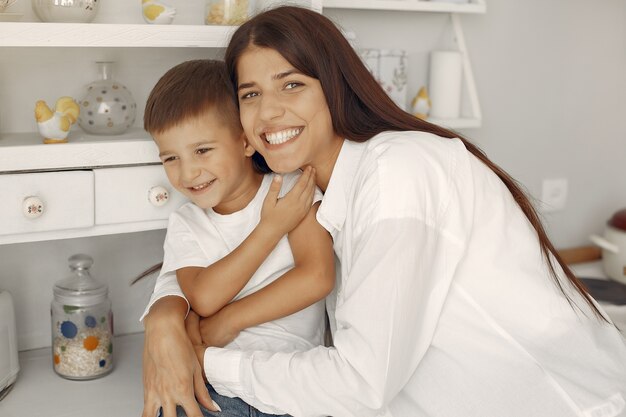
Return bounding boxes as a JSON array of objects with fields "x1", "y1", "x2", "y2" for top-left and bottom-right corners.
[
  {"x1": 184, "y1": 310, "x2": 204, "y2": 346},
  {"x1": 198, "y1": 306, "x2": 240, "y2": 348},
  {"x1": 260, "y1": 166, "x2": 316, "y2": 236}
]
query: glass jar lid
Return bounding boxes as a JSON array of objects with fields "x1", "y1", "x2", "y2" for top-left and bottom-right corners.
[{"x1": 53, "y1": 254, "x2": 108, "y2": 306}]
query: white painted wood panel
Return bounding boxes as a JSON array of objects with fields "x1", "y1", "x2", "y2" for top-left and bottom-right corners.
[
  {"x1": 0, "y1": 22, "x2": 237, "y2": 47},
  {"x1": 94, "y1": 165, "x2": 187, "y2": 225},
  {"x1": 0, "y1": 129, "x2": 159, "y2": 172},
  {"x1": 323, "y1": 0, "x2": 485, "y2": 13},
  {"x1": 0, "y1": 170, "x2": 94, "y2": 235}
]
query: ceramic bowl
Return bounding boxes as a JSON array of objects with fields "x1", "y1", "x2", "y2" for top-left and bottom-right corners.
[{"x1": 32, "y1": 0, "x2": 100, "y2": 23}]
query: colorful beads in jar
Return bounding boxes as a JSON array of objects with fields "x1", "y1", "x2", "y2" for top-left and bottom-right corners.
[{"x1": 51, "y1": 254, "x2": 114, "y2": 380}]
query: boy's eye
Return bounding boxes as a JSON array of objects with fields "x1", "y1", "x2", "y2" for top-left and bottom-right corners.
[
  {"x1": 162, "y1": 156, "x2": 177, "y2": 163},
  {"x1": 196, "y1": 147, "x2": 212, "y2": 155}
]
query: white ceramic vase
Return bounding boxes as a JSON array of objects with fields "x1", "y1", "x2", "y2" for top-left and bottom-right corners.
[{"x1": 77, "y1": 62, "x2": 137, "y2": 136}]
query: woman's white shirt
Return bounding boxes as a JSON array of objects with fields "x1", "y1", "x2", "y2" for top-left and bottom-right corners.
[{"x1": 202, "y1": 131, "x2": 626, "y2": 417}]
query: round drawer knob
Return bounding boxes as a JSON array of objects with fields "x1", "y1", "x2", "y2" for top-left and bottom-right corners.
[
  {"x1": 148, "y1": 186, "x2": 169, "y2": 207},
  {"x1": 22, "y1": 196, "x2": 44, "y2": 219}
]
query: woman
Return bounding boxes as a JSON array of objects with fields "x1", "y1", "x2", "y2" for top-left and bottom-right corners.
[{"x1": 142, "y1": 6, "x2": 626, "y2": 417}]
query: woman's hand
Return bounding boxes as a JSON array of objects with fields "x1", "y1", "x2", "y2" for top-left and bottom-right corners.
[
  {"x1": 141, "y1": 297, "x2": 218, "y2": 417},
  {"x1": 260, "y1": 166, "x2": 316, "y2": 236},
  {"x1": 196, "y1": 307, "x2": 241, "y2": 348}
]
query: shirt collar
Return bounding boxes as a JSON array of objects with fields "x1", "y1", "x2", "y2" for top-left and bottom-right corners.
[{"x1": 317, "y1": 139, "x2": 366, "y2": 236}]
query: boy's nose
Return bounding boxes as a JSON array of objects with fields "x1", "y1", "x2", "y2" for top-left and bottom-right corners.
[{"x1": 180, "y1": 160, "x2": 201, "y2": 183}]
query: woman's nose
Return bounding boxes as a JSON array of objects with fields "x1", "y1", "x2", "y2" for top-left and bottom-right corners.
[{"x1": 259, "y1": 93, "x2": 285, "y2": 121}]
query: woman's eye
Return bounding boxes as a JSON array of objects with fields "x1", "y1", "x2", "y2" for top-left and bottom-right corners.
[
  {"x1": 162, "y1": 156, "x2": 177, "y2": 163},
  {"x1": 285, "y1": 81, "x2": 303, "y2": 90},
  {"x1": 240, "y1": 91, "x2": 259, "y2": 100}
]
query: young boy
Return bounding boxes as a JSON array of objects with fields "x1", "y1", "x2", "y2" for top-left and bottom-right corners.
[{"x1": 140, "y1": 60, "x2": 335, "y2": 417}]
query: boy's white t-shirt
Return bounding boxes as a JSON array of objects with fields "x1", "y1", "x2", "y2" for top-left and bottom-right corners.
[{"x1": 142, "y1": 172, "x2": 326, "y2": 352}]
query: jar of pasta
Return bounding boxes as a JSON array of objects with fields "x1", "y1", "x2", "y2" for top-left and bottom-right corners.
[
  {"x1": 51, "y1": 254, "x2": 114, "y2": 380},
  {"x1": 205, "y1": 0, "x2": 254, "y2": 25}
]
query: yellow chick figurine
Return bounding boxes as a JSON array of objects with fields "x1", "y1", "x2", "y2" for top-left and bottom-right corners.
[
  {"x1": 34, "y1": 97, "x2": 80, "y2": 144},
  {"x1": 411, "y1": 86, "x2": 431, "y2": 120},
  {"x1": 142, "y1": 0, "x2": 176, "y2": 24}
]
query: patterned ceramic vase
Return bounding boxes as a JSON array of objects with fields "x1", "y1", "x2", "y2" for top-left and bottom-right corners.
[{"x1": 77, "y1": 62, "x2": 136, "y2": 135}]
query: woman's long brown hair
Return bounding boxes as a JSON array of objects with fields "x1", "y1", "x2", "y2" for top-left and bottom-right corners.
[{"x1": 224, "y1": 6, "x2": 605, "y2": 319}]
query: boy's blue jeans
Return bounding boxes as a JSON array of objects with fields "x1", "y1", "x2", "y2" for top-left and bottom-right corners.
[{"x1": 174, "y1": 383, "x2": 291, "y2": 417}]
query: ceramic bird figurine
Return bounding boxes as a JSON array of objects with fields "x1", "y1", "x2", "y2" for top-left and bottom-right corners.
[
  {"x1": 34, "y1": 97, "x2": 80, "y2": 144},
  {"x1": 411, "y1": 86, "x2": 431, "y2": 120},
  {"x1": 142, "y1": 0, "x2": 176, "y2": 24}
]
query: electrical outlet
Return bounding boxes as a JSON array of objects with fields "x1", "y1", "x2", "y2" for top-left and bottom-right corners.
[{"x1": 540, "y1": 178, "x2": 568, "y2": 213}]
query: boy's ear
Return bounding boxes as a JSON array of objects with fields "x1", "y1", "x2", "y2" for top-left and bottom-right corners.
[{"x1": 241, "y1": 131, "x2": 256, "y2": 157}]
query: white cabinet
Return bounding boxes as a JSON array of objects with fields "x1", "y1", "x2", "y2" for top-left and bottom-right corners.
[
  {"x1": 0, "y1": 0, "x2": 482, "y2": 244},
  {"x1": 94, "y1": 165, "x2": 185, "y2": 225},
  {"x1": 0, "y1": 127, "x2": 188, "y2": 244},
  {"x1": 0, "y1": 170, "x2": 94, "y2": 235},
  {"x1": 0, "y1": 1, "x2": 321, "y2": 244}
]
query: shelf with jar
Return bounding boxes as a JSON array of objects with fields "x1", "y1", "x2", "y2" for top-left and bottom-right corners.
[
  {"x1": 0, "y1": 0, "x2": 322, "y2": 47},
  {"x1": 0, "y1": 0, "x2": 484, "y2": 245},
  {"x1": 327, "y1": 1, "x2": 485, "y2": 130},
  {"x1": 0, "y1": 22, "x2": 240, "y2": 47}
]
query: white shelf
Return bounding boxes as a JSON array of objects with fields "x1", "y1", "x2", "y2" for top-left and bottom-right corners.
[
  {"x1": 0, "y1": 22, "x2": 236, "y2": 47},
  {"x1": 0, "y1": 333, "x2": 144, "y2": 417},
  {"x1": 0, "y1": 128, "x2": 159, "y2": 172},
  {"x1": 323, "y1": 0, "x2": 486, "y2": 13},
  {"x1": 0, "y1": 220, "x2": 168, "y2": 245}
]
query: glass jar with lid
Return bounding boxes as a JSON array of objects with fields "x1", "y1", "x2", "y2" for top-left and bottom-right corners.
[
  {"x1": 51, "y1": 254, "x2": 114, "y2": 380},
  {"x1": 205, "y1": 0, "x2": 255, "y2": 25}
]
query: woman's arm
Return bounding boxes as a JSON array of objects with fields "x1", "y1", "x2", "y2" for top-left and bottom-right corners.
[
  {"x1": 177, "y1": 169, "x2": 316, "y2": 318},
  {"x1": 198, "y1": 203, "x2": 334, "y2": 347},
  {"x1": 141, "y1": 296, "x2": 218, "y2": 417},
  {"x1": 200, "y1": 216, "x2": 463, "y2": 417}
]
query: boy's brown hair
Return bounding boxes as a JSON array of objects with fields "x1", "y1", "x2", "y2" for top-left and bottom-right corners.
[{"x1": 144, "y1": 59, "x2": 241, "y2": 136}]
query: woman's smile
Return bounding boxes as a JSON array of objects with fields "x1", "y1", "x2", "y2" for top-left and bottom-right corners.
[
  {"x1": 262, "y1": 127, "x2": 304, "y2": 146},
  {"x1": 236, "y1": 46, "x2": 342, "y2": 177}
]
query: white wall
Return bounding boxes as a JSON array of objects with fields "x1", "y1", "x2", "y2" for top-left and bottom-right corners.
[
  {"x1": 1, "y1": 0, "x2": 625, "y2": 351},
  {"x1": 463, "y1": 0, "x2": 626, "y2": 248},
  {"x1": 325, "y1": 0, "x2": 626, "y2": 248}
]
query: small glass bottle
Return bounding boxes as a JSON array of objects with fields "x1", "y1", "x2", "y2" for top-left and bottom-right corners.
[
  {"x1": 51, "y1": 254, "x2": 114, "y2": 380},
  {"x1": 205, "y1": 0, "x2": 254, "y2": 25}
]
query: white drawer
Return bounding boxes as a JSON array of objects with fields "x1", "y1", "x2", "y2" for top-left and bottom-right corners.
[
  {"x1": 0, "y1": 171, "x2": 94, "y2": 236},
  {"x1": 94, "y1": 165, "x2": 187, "y2": 225}
]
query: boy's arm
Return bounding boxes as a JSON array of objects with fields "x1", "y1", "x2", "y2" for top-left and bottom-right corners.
[
  {"x1": 178, "y1": 169, "x2": 317, "y2": 318},
  {"x1": 199, "y1": 203, "x2": 334, "y2": 346},
  {"x1": 177, "y1": 222, "x2": 284, "y2": 317}
]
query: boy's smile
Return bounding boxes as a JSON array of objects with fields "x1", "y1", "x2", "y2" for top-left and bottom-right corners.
[{"x1": 153, "y1": 109, "x2": 262, "y2": 214}]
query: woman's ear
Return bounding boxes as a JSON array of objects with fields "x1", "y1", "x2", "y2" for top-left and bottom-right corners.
[{"x1": 241, "y1": 131, "x2": 256, "y2": 157}]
